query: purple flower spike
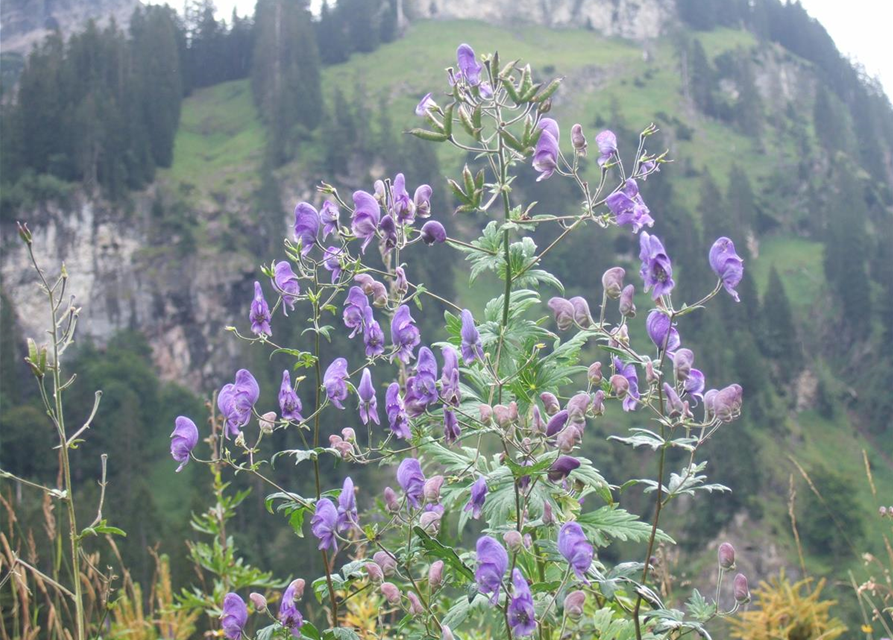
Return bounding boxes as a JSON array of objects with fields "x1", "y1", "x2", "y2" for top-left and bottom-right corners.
[
  {"x1": 294, "y1": 202, "x2": 320, "y2": 255},
  {"x1": 337, "y1": 476, "x2": 358, "y2": 533},
  {"x1": 646, "y1": 310, "x2": 679, "y2": 353},
  {"x1": 508, "y1": 569, "x2": 537, "y2": 637},
  {"x1": 414, "y1": 184, "x2": 433, "y2": 218},
  {"x1": 709, "y1": 237, "x2": 744, "y2": 302},
  {"x1": 323, "y1": 358, "x2": 350, "y2": 410},
  {"x1": 416, "y1": 92, "x2": 438, "y2": 116},
  {"x1": 273, "y1": 261, "x2": 300, "y2": 314},
  {"x1": 475, "y1": 536, "x2": 509, "y2": 603},
  {"x1": 397, "y1": 457, "x2": 426, "y2": 508},
  {"x1": 322, "y1": 246, "x2": 344, "y2": 283},
  {"x1": 221, "y1": 593, "x2": 248, "y2": 640},
  {"x1": 320, "y1": 200, "x2": 339, "y2": 239},
  {"x1": 343, "y1": 287, "x2": 369, "y2": 338},
  {"x1": 391, "y1": 173, "x2": 414, "y2": 223},
  {"x1": 311, "y1": 498, "x2": 339, "y2": 552},
  {"x1": 457, "y1": 43, "x2": 483, "y2": 86},
  {"x1": 464, "y1": 476, "x2": 488, "y2": 519},
  {"x1": 440, "y1": 346, "x2": 461, "y2": 406},
  {"x1": 606, "y1": 179, "x2": 654, "y2": 233},
  {"x1": 443, "y1": 408, "x2": 461, "y2": 444},
  {"x1": 391, "y1": 305, "x2": 421, "y2": 363},
  {"x1": 420, "y1": 220, "x2": 447, "y2": 245},
  {"x1": 595, "y1": 130, "x2": 617, "y2": 167},
  {"x1": 170, "y1": 416, "x2": 199, "y2": 472},
  {"x1": 218, "y1": 369, "x2": 260, "y2": 437},
  {"x1": 249, "y1": 281, "x2": 272, "y2": 336},
  {"x1": 548, "y1": 455, "x2": 580, "y2": 482},
  {"x1": 379, "y1": 214, "x2": 398, "y2": 253},
  {"x1": 363, "y1": 306, "x2": 385, "y2": 358},
  {"x1": 612, "y1": 357, "x2": 640, "y2": 412},
  {"x1": 352, "y1": 190, "x2": 381, "y2": 253},
  {"x1": 357, "y1": 368, "x2": 379, "y2": 426},
  {"x1": 459, "y1": 309, "x2": 484, "y2": 364},
  {"x1": 405, "y1": 347, "x2": 439, "y2": 416},
  {"x1": 278, "y1": 580, "x2": 304, "y2": 637},
  {"x1": 533, "y1": 118, "x2": 560, "y2": 181},
  {"x1": 558, "y1": 522, "x2": 593, "y2": 583},
  {"x1": 639, "y1": 232, "x2": 675, "y2": 300},
  {"x1": 279, "y1": 370, "x2": 303, "y2": 422},
  {"x1": 386, "y1": 383, "x2": 411, "y2": 439}
]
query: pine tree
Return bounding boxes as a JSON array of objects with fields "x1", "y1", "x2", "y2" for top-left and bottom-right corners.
[
  {"x1": 760, "y1": 266, "x2": 802, "y2": 374},
  {"x1": 317, "y1": 0, "x2": 348, "y2": 65},
  {"x1": 726, "y1": 164, "x2": 755, "y2": 239},
  {"x1": 340, "y1": 0, "x2": 379, "y2": 54},
  {"x1": 689, "y1": 40, "x2": 715, "y2": 116}
]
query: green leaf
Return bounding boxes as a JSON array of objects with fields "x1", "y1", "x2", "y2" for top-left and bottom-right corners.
[
  {"x1": 412, "y1": 526, "x2": 474, "y2": 582},
  {"x1": 325, "y1": 629, "x2": 362, "y2": 640},
  {"x1": 269, "y1": 348, "x2": 317, "y2": 368},
  {"x1": 577, "y1": 506, "x2": 674, "y2": 546}
]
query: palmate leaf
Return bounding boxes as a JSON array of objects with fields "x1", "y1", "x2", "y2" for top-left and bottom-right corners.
[
  {"x1": 577, "y1": 506, "x2": 675, "y2": 546},
  {"x1": 412, "y1": 527, "x2": 475, "y2": 582}
]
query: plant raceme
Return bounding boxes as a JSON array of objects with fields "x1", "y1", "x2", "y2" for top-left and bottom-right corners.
[{"x1": 171, "y1": 43, "x2": 751, "y2": 640}]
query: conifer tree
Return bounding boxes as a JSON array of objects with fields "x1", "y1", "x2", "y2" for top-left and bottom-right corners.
[{"x1": 761, "y1": 266, "x2": 802, "y2": 374}]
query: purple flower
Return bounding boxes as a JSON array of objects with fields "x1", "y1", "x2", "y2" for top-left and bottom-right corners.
[
  {"x1": 595, "y1": 130, "x2": 617, "y2": 167},
  {"x1": 733, "y1": 573, "x2": 750, "y2": 603},
  {"x1": 379, "y1": 214, "x2": 398, "y2": 253},
  {"x1": 459, "y1": 309, "x2": 484, "y2": 363},
  {"x1": 386, "y1": 383, "x2": 411, "y2": 439},
  {"x1": 343, "y1": 286, "x2": 369, "y2": 338},
  {"x1": 320, "y1": 200, "x2": 339, "y2": 239},
  {"x1": 322, "y1": 246, "x2": 343, "y2": 283},
  {"x1": 718, "y1": 542, "x2": 736, "y2": 569},
  {"x1": 443, "y1": 408, "x2": 461, "y2": 445},
  {"x1": 311, "y1": 498, "x2": 338, "y2": 552},
  {"x1": 405, "y1": 347, "x2": 439, "y2": 416},
  {"x1": 391, "y1": 305, "x2": 421, "y2": 363},
  {"x1": 294, "y1": 202, "x2": 320, "y2": 255},
  {"x1": 457, "y1": 43, "x2": 483, "y2": 85},
  {"x1": 569, "y1": 296, "x2": 593, "y2": 328},
  {"x1": 221, "y1": 593, "x2": 248, "y2": 640},
  {"x1": 440, "y1": 346, "x2": 461, "y2": 406},
  {"x1": 170, "y1": 416, "x2": 199, "y2": 472},
  {"x1": 558, "y1": 522, "x2": 593, "y2": 582},
  {"x1": 395, "y1": 266, "x2": 408, "y2": 295},
  {"x1": 664, "y1": 383, "x2": 684, "y2": 417},
  {"x1": 218, "y1": 369, "x2": 260, "y2": 437},
  {"x1": 639, "y1": 232, "x2": 675, "y2": 300},
  {"x1": 278, "y1": 580, "x2": 304, "y2": 637},
  {"x1": 414, "y1": 184, "x2": 433, "y2": 218},
  {"x1": 646, "y1": 310, "x2": 680, "y2": 353},
  {"x1": 323, "y1": 358, "x2": 350, "y2": 410},
  {"x1": 362, "y1": 306, "x2": 385, "y2": 358},
  {"x1": 673, "y1": 348, "x2": 694, "y2": 381},
  {"x1": 533, "y1": 118, "x2": 560, "y2": 181},
  {"x1": 279, "y1": 370, "x2": 303, "y2": 422},
  {"x1": 548, "y1": 456, "x2": 580, "y2": 482},
  {"x1": 391, "y1": 173, "x2": 414, "y2": 223},
  {"x1": 249, "y1": 281, "x2": 272, "y2": 336},
  {"x1": 352, "y1": 190, "x2": 380, "y2": 253},
  {"x1": 606, "y1": 179, "x2": 654, "y2": 233},
  {"x1": 420, "y1": 220, "x2": 447, "y2": 245},
  {"x1": 508, "y1": 569, "x2": 537, "y2": 637},
  {"x1": 619, "y1": 284, "x2": 637, "y2": 317},
  {"x1": 546, "y1": 410, "x2": 570, "y2": 438},
  {"x1": 571, "y1": 123, "x2": 587, "y2": 155},
  {"x1": 613, "y1": 357, "x2": 640, "y2": 412},
  {"x1": 415, "y1": 92, "x2": 437, "y2": 116},
  {"x1": 684, "y1": 368, "x2": 705, "y2": 400},
  {"x1": 709, "y1": 237, "x2": 744, "y2": 302},
  {"x1": 707, "y1": 383, "x2": 743, "y2": 422},
  {"x1": 475, "y1": 536, "x2": 508, "y2": 603},
  {"x1": 357, "y1": 368, "x2": 379, "y2": 426},
  {"x1": 397, "y1": 457, "x2": 426, "y2": 508},
  {"x1": 548, "y1": 297, "x2": 576, "y2": 331},
  {"x1": 273, "y1": 261, "x2": 300, "y2": 314},
  {"x1": 464, "y1": 476, "x2": 487, "y2": 519},
  {"x1": 337, "y1": 476, "x2": 358, "y2": 532}
]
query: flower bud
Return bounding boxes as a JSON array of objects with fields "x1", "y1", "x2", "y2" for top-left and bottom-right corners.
[
  {"x1": 365, "y1": 562, "x2": 384, "y2": 583},
  {"x1": 588, "y1": 361, "x2": 603, "y2": 385},
  {"x1": 663, "y1": 383, "x2": 684, "y2": 418},
  {"x1": 371, "y1": 281, "x2": 389, "y2": 307},
  {"x1": 16, "y1": 221, "x2": 32, "y2": 245},
  {"x1": 591, "y1": 390, "x2": 605, "y2": 415},
  {"x1": 564, "y1": 590, "x2": 586, "y2": 618},
  {"x1": 645, "y1": 360, "x2": 658, "y2": 385},
  {"x1": 341, "y1": 427, "x2": 356, "y2": 442},
  {"x1": 674, "y1": 348, "x2": 694, "y2": 382},
  {"x1": 569, "y1": 296, "x2": 593, "y2": 328},
  {"x1": 420, "y1": 220, "x2": 447, "y2": 245},
  {"x1": 713, "y1": 384, "x2": 743, "y2": 422},
  {"x1": 609, "y1": 324, "x2": 629, "y2": 347},
  {"x1": 442, "y1": 626, "x2": 456, "y2": 640},
  {"x1": 374, "y1": 551, "x2": 397, "y2": 576},
  {"x1": 289, "y1": 578, "x2": 305, "y2": 600},
  {"x1": 880, "y1": 506, "x2": 888, "y2": 517},
  {"x1": 733, "y1": 573, "x2": 750, "y2": 603},
  {"x1": 610, "y1": 374, "x2": 629, "y2": 398},
  {"x1": 567, "y1": 392, "x2": 590, "y2": 424},
  {"x1": 354, "y1": 273, "x2": 377, "y2": 295},
  {"x1": 424, "y1": 475, "x2": 445, "y2": 503},
  {"x1": 493, "y1": 404, "x2": 514, "y2": 428},
  {"x1": 259, "y1": 411, "x2": 276, "y2": 434},
  {"x1": 556, "y1": 428, "x2": 578, "y2": 453},
  {"x1": 249, "y1": 592, "x2": 267, "y2": 612},
  {"x1": 504, "y1": 530, "x2": 523, "y2": 551},
  {"x1": 407, "y1": 591, "x2": 425, "y2": 614},
  {"x1": 548, "y1": 297, "x2": 575, "y2": 331},
  {"x1": 479, "y1": 403, "x2": 494, "y2": 423},
  {"x1": 540, "y1": 392, "x2": 560, "y2": 415},
  {"x1": 419, "y1": 510, "x2": 442, "y2": 534},
  {"x1": 329, "y1": 435, "x2": 353, "y2": 458},
  {"x1": 508, "y1": 401, "x2": 519, "y2": 422},
  {"x1": 542, "y1": 500, "x2": 554, "y2": 524},
  {"x1": 530, "y1": 405, "x2": 546, "y2": 434},
  {"x1": 571, "y1": 124, "x2": 587, "y2": 155},
  {"x1": 602, "y1": 267, "x2": 626, "y2": 299},
  {"x1": 718, "y1": 542, "x2": 736, "y2": 570},
  {"x1": 384, "y1": 486, "x2": 400, "y2": 512},
  {"x1": 395, "y1": 267, "x2": 408, "y2": 296},
  {"x1": 428, "y1": 560, "x2": 444, "y2": 588},
  {"x1": 619, "y1": 284, "x2": 636, "y2": 317},
  {"x1": 380, "y1": 582, "x2": 402, "y2": 605}
]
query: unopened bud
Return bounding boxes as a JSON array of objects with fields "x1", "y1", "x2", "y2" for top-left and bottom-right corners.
[
  {"x1": 442, "y1": 625, "x2": 456, "y2": 640},
  {"x1": 880, "y1": 506, "x2": 888, "y2": 517},
  {"x1": 380, "y1": 582, "x2": 402, "y2": 605},
  {"x1": 289, "y1": 578, "x2": 305, "y2": 600},
  {"x1": 645, "y1": 360, "x2": 658, "y2": 385},
  {"x1": 249, "y1": 592, "x2": 267, "y2": 612},
  {"x1": 428, "y1": 560, "x2": 444, "y2": 588},
  {"x1": 354, "y1": 273, "x2": 377, "y2": 295},
  {"x1": 493, "y1": 404, "x2": 514, "y2": 428},
  {"x1": 540, "y1": 392, "x2": 560, "y2": 416},
  {"x1": 479, "y1": 403, "x2": 494, "y2": 424},
  {"x1": 591, "y1": 390, "x2": 605, "y2": 415},
  {"x1": 571, "y1": 124, "x2": 587, "y2": 155},
  {"x1": 373, "y1": 551, "x2": 397, "y2": 576},
  {"x1": 569, "y1": 296, "x2": 593, "y2": 328},
  {"x1": 371, "y1": 281, "x2": 388, "y2": 306},
  {"x1": 674, "y1": 349, "x2": 694, "y2": 382},
  {"x1": 663, "y1": 383, "x2": 684, "y2": 418},
  {"x1": 503, "y1": 530, "x2": 523, "y2": 551},
  {"x1": 365, "y1": 562, "x2": 384, "y2": 583},
  {"x1": 384, "y1": 486, "x2": 400, "y2": 512},
  {"x1": 588, "y1": 361, "x2": 603, "y2": 385},
  {"x1": 16, "y1": 221, "x2": 32, "y2": 245},
  {"x1": 542, "y1": 500, "x2": 554, "y2": 525},
  {"x1": 548, "y1": 297, "x2": 575, "y2": 331},
  {"x1": 718, "y1": 542, "x2": 736, "y2": 570},
  {"x1": 395, "y1": 267, "x2": 409, "y2": 296},
  {"x1": 619, "y1": 284, "x2": 636, "y2": 317},
  {"x1": 258, "y1": 411, "x2": 276, "y2": 434},
  {"x1": 341, "y1": 427, "x2": 356, "y2": 442},
  {"x1": 610, "y1": 374, "x2": 629, "y2": 398},
  {"x1": 419, "y1": 510, "x2": 442, "y2": 534},
  {"x1": 733, "y1": 573, "x2": 750, "y2": 603},
  {"x1": 424, "y1": 475, "x2": 444, "y2": 503},
  {"x1": 530, "y1": 405, "x2": 546, "y2": 434},
  {"x1": 407, "y1": 591, "x2": 424, "y2": 615},
  {"x1": 602, "y1": 267, "x2": 625, "y2": 299},
  {"x1": 609, "y1": 324, "x2": 629, "y2": 347},
  {"x1": 564, "y1": 590, "x2": 586, "y2": 618}
]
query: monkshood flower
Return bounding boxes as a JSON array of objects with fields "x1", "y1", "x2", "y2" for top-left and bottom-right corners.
[
  {"x1": 508, "y1": 569, "x2": 537, "y2": 637},
  {"x1": 548, "y1": 297, "x2": 575, "y2": 331},
  {"x1": 456, "y1": 43, "x2": 483, "y2": 85},
  {"x1": 218, "y1": 369, "x2": 260, "y2": 437},
  {"x1": 352, "y1": 190, "x2": 380, "y2": 253},
  {"x1": 386, "y1": 383, "x2": 411, "y2": 439},
  {"x1": 293, "y1": 202, "x2": 319, "y2": 255},
  {"x1": 322, "y1": 246, "x2": 343, "y2": 283},
  {"x1": 548, "y1": 455, "x2": 580, "y2": 482},
  {"x1": 407, "y1": 591, "x2": 424, "y2": 615},
  {"x1": 673, "y1": 348, "x2": 694, "y2": 381},
  {"x1": 337, "y1": 476, "x2": 358, "y2": 532},
  {"x1": 273, "y1": 261, "x2": 300, "y2": 314},
  {"x1": 639, "y1": 232, "x2": 675, "y2": 299},
  {"x1": 420, "y1": 220, "x2": 447, "y2": 245},
  {"x1": 397, "y1": 457, "x2": 426, "y2": 508},
  {"x1": 460, "y1": 309, "x2": 483, "y2": 363},
  {"x1": 414, "y1": 184, "x2": 433, "y2": 218},
  {"x1": 311, "y1": 498, "x2": 338, "y2": 552},
  {"x1": 571, "y1": 123, "x2": 587, "y2": 155},
  {"x1": 395, "y1": 266, "x2": 409, "y2": 295},
  {"x1": 362, "y1": 306, "x2": 385, "y2": 358},
  {"x1": 357, "y1": 368, "x2": 379, "y2": 425},
  {"x1": 249, "y1": 282, "x2": 272, "y2": 336},
  {"x1": 440, "y1": 346, "x2": 461, "y2": 406},
  {"x1": 602, "y1": 266, "x2": 625, "y2": 298},
  {"x1": 405, "y1": 347, "x2": 439, "y2": 416},
  {"x1": 475, "y1": 536, "x2": 509, "y2": 603},
  {"x1": 540, "y1": 392, "x2": 560, "y2": 415},
  {"x1": 596, "y1": 130, "x2": 617, "y2": 167},
  {"x1": 429, "y1": 560, "x2": 444, "y2": 588},
  {"x1": 343, "y1": 286, "x2": 368, "y2": 338},
  {"x1": 391, "y1": 304, "x2": 421, "y2": 363},
  {"x1": 705, "y1": 384, "x2": 743, "y2": 422},
  {"x1": 323, "y1": 358, "x2": 349, "y2": 409},
  {"x1": 564, "y1": 590, "x2": 586, "y2": 618},
  {"x1": 170, "y1": 416, "x2": 198, "y2": 472},
  {"x1": 278, "y1": 579, "x2": 304, "y2": 637},
  {"x1": 465, "y1": 476, "x2": 487, "y2": 519},
  {"x1": 684, "y1": 368, "x2": 705, "y2": 400},
  {"x1": 415, "y1": 92, "x2": 437, "y2": 116},
  {"x1": 646, "y1": 310, "x2": 680, "y2": 352},
  {"x1": 545, "y1": 410, "x2": 570, "y2": 438},
  {"x1": 391, "y1": 173, "x2": 414, "y2": 223},
  {"x1": 221, "y1": 593, "x2": 248, "y2": 639},
  {"x1": 559, "y1": 522, "x2": 593, "y2": 582},
  {"x1": 619, "y1": 284, "x2": 637, "y2": 317},
  {"x1": 718, "y1": 542, "x2": 736, "y2": 569},
  {"x1": 320, "y1": 200, "x2": 339, "y2": 239},
  {"x1": 606, "y1": 179, "x2": 654, "y2": 233},
  {"x1": 734, "y1": 573, "x2": 750, "y2": 603},
  {"x1": 443, "y1": 409, "x2": 461, "y2": 444},
  {"x1": 533, "y1": 118, "x2": 560, "y2": 181},
  {"x1": 379, "y1": 214, "x2": 398, "y2": 253},
  {"x1": 424, "y1": 476, "x2": 444, "y2": 503},
  {"x1": 709, "y1": 237, "x2": 745, "y2": 302},
  {"x1": 664, "y1": 383, "x2": 684, "y2": 417},
  {"x1": 569, "y1": 296, "x2": 593, "y2": 328},
  {"x1": 279, "y1": 370, "x2": 303, "y2": 422},
  {"x1": 567, "y1": 392, "x2": 590, "y2": 424},
  {"x1": 613, "y1": 357, "x2": 640, "y2": 412},
  {"x1": 479, "y1": 80, "x2": 494, "y2": 98}
]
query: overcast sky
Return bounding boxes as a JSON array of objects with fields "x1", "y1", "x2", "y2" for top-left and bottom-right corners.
[{"x1": 206, "y1": 0, "x2": 892, "y2": 98}]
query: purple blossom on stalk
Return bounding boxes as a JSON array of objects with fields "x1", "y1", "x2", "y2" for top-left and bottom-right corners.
[
  {"x1": 415, "y1": 92, "x2": 438, "y2": 116},
  {"x1": 464, "y1": 476, "x2": 487, "y2": 519},
  {"x1": 273, "y1": 261, "x2": 300, "y2": 314},
  {"x1": 443, "y1": 409, "x2": 461, "y2": 444},
  {"x1": 221, "y1": 593, "x2": 248, "y2": 640},
  {"x1": 379, "y1": 214, "x2": 398, "y2": 253},
  {"x1": 460, "y1": 309, "x2": 484, "y2": 363},
  {"x1": 596, "y1": 130, "x2": 617, "y2": 167},
  {"x1": 218, "y1": 369, "x2": 260, "y2": 437},
  {"x1": 734, "y1": 573, "x2": 750, "y2": 603},
  {"x1": 684, "y1": 368, "x2": 705, "y2": 400},
  {"x1": 343, "y1": 287, "x2": 368, "y2": 338},
  {"x1": 170, "y1": 416, "x2": 198, "y2": 472},
  {"x1": 646, "y1": 310, "x2": 680, "y2": 353},
  {"x1": 475, "y1": 536, "x2": 509, "y2": 604},
  {"x1": 709, "y1": 237, "x2": 745, "y2": 302},
  {"x1": 456, "y1": 43, "x2": 483, "y2": 86},
  {"x1": 619, "y1": 284, "x2": 637, "y2": 317},
  {"x1": 558, "y1": 522, "x2": 593, "y2": 583},
  {"x1": 391, "y1": 173, "x2": 414, "y2": 223},
  {"x1": 357, "y1": 368, "x2": 379, "y2": 425},
  {"x1": 323, "y1": 358, "x2": 349, "y2": 410},
  {"x1": 249, "y1": 282, "x2": 272, "y2": 336},
  {"x1": 664, "y1": 383, "x2": 684, "y2": 417},
  {"x1": 397, "y1": 457, "x2": 426, "y2": 508},
  {"x1": 548, "y1": 456, "x2": 580, "y2": 482},
  {"x1": 440, "y1": 346, "x2": 461, "y2": 406},
  {"x1": 545, "y1": 410, "x2": 570, "y2": 438},
  {"x1": 395, "y1": 267, "x2": 408, "y2": 296},
  {"x1": 311, "y1": 498, "x2": 338, "y2": 552},
  {"x1": 352, "y1": 190, "x2": 380, "y2": 253},
  {"x1": 612, "y1": 357, "x2": 640, "y2": 412},
  {"x1": 420, "y1": 220, "x2": 447, "y2": 245},
  {"x1": 718, "y1": 542, "x2": 736, "y2": 569},
  {"x1": 362, "y1": 306, "x2": 385, "y2": 358},
  {"x1": 320, "y1": 200, "x2": 339, "y2": 239},
  {"x1": 414, "y1": 184, "x2": 433, "y2": 218},
  {"x1": 533, "y1": 118, "x2": 560, "y2": 181},
  {"x1": 508, "y1": 569, "x2": 537, "y2": 637},
  {"x1": 391, "y1": 305, "x2": 421, "y2": 363},
  {"x1": 337, "y1": 476, "x2": 358, "y2": 532},
  {"x1": 639, "y1": 232, "x2": 675, "y2": 300},
  {"x1": 606, "y1": 179, "x2": 654, "y2": 233},
  {"x1": 322, "y1": 246, "x2": 344, "y2": 283},
  {"x1": 279, "y1": 370, "x2": 303, "y2": 422},
  {"x1": 548, "y1": 297, "x2": 575, "y2": 331},
  {"x1": 293, "y1": 202, "x2": 320, "y2": 255},
  {"x1": 386, "y1": 383, "x2": 411, "y2": 439},
  {"x1": 405, "y1": 347, "x2": 439, "y2": 415},
  {"x1": 278, "y1": 580, "x2": 304, "y2": 637},
  {"x1": 673, "y1": 348, "x2": 694, "y2": 381}
]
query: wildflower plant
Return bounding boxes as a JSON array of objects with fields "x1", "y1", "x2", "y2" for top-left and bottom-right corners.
[{"x1": 172, "y1": 44, "x2": 751, "y2": 640}]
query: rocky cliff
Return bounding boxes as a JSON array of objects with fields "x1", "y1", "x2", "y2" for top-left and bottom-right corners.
[{"x1": 1, "y1": 0, "x2": 139, "y2": 53}]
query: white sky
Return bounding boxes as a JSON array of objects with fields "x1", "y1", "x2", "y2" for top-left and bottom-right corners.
[{"x1": 207, "y1": 0, "x2": 892, "y2": 98}]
